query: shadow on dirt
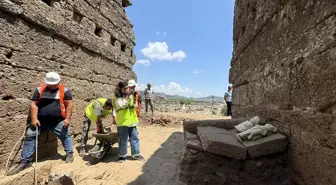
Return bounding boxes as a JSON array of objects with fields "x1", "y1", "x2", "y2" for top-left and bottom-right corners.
[{"x1": 126, "y1": 132, "x2": 185, "y2": 185}]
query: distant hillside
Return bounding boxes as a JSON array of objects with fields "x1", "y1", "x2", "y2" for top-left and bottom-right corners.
[
  {"x1": 139, "y1": 91, "x2": 222, "y2": 102},
  {"x1": 196, "y1": 95, "x2": 223, "y2": 102}
]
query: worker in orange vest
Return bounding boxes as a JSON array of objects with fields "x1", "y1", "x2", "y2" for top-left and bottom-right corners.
[{"x1": 7, "y1": 72, "x2": 74, "y2": 176}]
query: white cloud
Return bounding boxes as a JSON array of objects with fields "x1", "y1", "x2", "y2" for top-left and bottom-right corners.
[
  {"x1": 156, "y1": 31, "x2": 167, "y2": 36},
  {"x1": 136, "y1": 84, "x2": 146, "y2": 91},
  {"x1": 193, "y1": 69, "x2": 206, "y2": 74},
  {"x1": 135, "y1": 59, "x2": 151, "y2": 67},
  {"x1": 136, "y1": 82, "x2": 192, "y2": 96},
  {"x1": 141, "y1": 42, "x2": 187, "y2": 62}
]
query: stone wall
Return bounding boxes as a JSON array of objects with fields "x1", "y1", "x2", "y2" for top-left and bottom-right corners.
[
  {"x1": 230, "y1": 0, "x2": 336, "y2": 185},
  {"x1": 0, "y1": 0, "x2": 136, "y2": 169}
]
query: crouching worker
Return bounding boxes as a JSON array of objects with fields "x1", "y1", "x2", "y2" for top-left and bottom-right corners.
[
  {"x1": 7, "y1": 72, "x2": 74, "y2": 176},
  {"x1": 113, "y1": 81, "x2": 145, "y2": 162},
  {"x1": 79, "y1": 98, "x2": 115, "y2": 157}
]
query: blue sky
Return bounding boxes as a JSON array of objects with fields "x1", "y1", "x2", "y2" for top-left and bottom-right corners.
[{"x1": 126, "y1": 0, "x2": 235, "y2": 97}]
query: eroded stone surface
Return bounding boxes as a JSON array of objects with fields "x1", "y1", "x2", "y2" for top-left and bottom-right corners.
[
  {"x1": 0, "y1": 0, "x2": 135, "y2": 169},
  {"x1": 242, "y1": 133, "x2": 287, "y2": 158},
  {"x1": 185, "y1": 131, "x2": 203, "y2": 151},
  {"x1": 197, "y1": 126, "x2": 247, "y2": 160},
  {"x1": 183, "y1": 118, "x2": 247, "y2": 134},
  {"x1": 230, "y1": 0, "x2": 336, "y2": 184},
  {"x1": 180, "y1": 147, "x2": 291, "y2": 185}
]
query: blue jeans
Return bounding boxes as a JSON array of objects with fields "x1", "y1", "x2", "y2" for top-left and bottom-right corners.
[
  {"x1": 21, "y1": 119, "x2": 73, "y2": 163},
  {"x1": 117, "y1": 126, "x2": 140, "y2": 157}
]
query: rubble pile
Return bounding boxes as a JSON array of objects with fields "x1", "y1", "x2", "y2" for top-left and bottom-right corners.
[
  {"x1": 141, "y1": 115, "x2": 184, "y2": 126},
  {"x1": 154, "y1": 102, "x2": 225, "y2": 115}
]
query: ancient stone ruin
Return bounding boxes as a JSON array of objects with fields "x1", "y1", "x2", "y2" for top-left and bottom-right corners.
[
  {"x1": 0, "y1": 0, "x2": 136, "y2": 168},
  {"x1": 180, "y1": 118, "x2": 291, "y2": 185},
  {"x1": 229, "y1": 0, "x2": 336, "y2": 185}
]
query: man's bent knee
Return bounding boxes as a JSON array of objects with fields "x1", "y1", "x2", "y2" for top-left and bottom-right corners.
[{"x1": 25, "y1": 126, "x2": 38, "y2": 139}]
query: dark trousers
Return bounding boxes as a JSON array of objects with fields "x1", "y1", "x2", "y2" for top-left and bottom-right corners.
[
  {"x1": 145, "y1": 99, "x2": 154, "y2": 113},
  {"x1": 226, "y1": 101, "x2": 232, "y2": 116},
  {"x1": 80, "y1": 116, "x2": 91, "y2": 149}
]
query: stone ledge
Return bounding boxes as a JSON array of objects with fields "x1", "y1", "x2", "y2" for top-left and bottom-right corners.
[
  {"x1": 242, "y1": 133, "x2": 288, "y2": 158},
  {"x1": 183, "y1": 118, "x2": 247, "y2": 135},
  {"x1": 197, "y1": 126, "x2": 247, "y2": 160}
]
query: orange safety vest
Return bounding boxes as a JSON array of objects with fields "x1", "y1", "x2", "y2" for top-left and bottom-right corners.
[
  {"x1": 39, "y1": 84, "x2": 66, "y2": 118},
  {"x1": 135, "y1": 91, "x2": 141, "y2": 117}
]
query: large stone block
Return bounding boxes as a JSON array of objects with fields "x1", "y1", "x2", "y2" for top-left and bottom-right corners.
[
  {"x1": 0, "y1": 99, "x2": 30, "y2": 118},
  {"x1": 242, "y1": 133, "x2": 287, "y2": 158},
  {"x1": 0, "y1": 65, "x2": 121, "y2": 101},
  {"x1": 197, "y1": 126, "x2": 247, "y2": 160},
  {"x1": 0, "y1": 12, "x2": 54, "y2": 59},
  {"x1": 184, "y1": 131, "x2": 202, "y2": 151},
  {"x1": 100, "y1": 0, "x2": 135, "y2": 42},
  {"x1": 2, "y1": 0, "x2": 134, "y2": 68},
  {"x1": 183, "y1": 118, "x2": 247, "y2": 135},
  {"x1": 0, "y1": 115, "x2": 58, "y2": 169}
]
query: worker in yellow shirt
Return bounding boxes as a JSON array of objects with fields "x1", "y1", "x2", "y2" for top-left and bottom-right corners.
[{"x1": 79, "y1": 98, "x2": 115, "y2": 157}]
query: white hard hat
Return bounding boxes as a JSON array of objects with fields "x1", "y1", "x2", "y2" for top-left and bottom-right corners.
[
  {"x1": 44, "y1": 72, "x2": 61, "y2": 85},
  {"x1": 128, "y1": 79, "x2": 137, "y2": 87},
  {"x1": 228, "y1": 83, "x2": 233, "y2": 87}
]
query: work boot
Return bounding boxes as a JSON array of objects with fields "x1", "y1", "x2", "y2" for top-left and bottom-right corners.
[
  {"x1": 65, "y1": 152, "x2": 74, "y2": 163},
  {"x1": 79, "y1": 148, "x2": 86, "y2": 157},
  {"x1": 133, "y1": 155, "x2": 145, "y2": 162},
  {"x1": 118, "y1": 157, "x2": 127, "y2": 163},
  {"x1": 6, "y1": 162, "x2": 31, "y2": 176}
]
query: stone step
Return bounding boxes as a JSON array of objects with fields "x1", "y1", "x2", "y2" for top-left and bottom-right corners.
[
  {"x1": 242, "y1": 133, "x2": 287, "y2": 158},
  {"x1": 185, "y1": 131, "x2": 203, "y2": 151},
  {"x1": 197, "y1": 126, "x2": 247, "y2": 160}
]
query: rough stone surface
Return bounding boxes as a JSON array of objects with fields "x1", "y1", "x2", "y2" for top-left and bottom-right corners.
[
  {"x1": 184, "y1": 131, "x2": 203, "y2": 151},
  {"x1": 230, "y1": 0, "x2": 336, "y2": 184},
  {"x1": 180, "y1": 147, "x2": 291, "y2": 185},
  {"x1": 242, "y1": 133, "x2": 288, "y2": 158},
  {"x1": 0, "y1": 0, "x2": 135, "y2": 169},
  {"x1": 197, "y1": 126, "x2": 247, "y2": 160},
  {"x1": 183, "y1": 118, "x2": 247, "y2": 134}
]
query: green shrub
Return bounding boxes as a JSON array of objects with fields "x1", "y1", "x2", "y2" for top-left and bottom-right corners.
[
  {"x1": 220, "y1": 105, "x2": 227, "y2": 116},
  {"x1": 178, "y1": 99, "x2": 194, "y2": 105}
]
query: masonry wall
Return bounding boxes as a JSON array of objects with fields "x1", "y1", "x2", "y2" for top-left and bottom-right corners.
[
  {"x1": 0, "y1": 0, "x2": 136, "y2": 169},
  {"x1": 229, "y1": 0, "x2": 336, "y2": 185}
]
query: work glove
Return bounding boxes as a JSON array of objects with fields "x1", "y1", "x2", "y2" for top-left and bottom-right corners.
[{"x1": 96, "y1": 121, "x2": 104, "y2": 134}]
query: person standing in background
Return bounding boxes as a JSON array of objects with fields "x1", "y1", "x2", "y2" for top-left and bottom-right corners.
[
  {"x1": 144, "y1": 83, "x2": 154, "y2": 115},
  {"x1": 224, "y1": 84, "x2": 233, "y2": 118}
]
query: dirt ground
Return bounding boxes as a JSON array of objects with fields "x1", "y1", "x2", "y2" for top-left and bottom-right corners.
[{"x1": 0, "y1": 112, "x2": 228, "y2": 185}]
